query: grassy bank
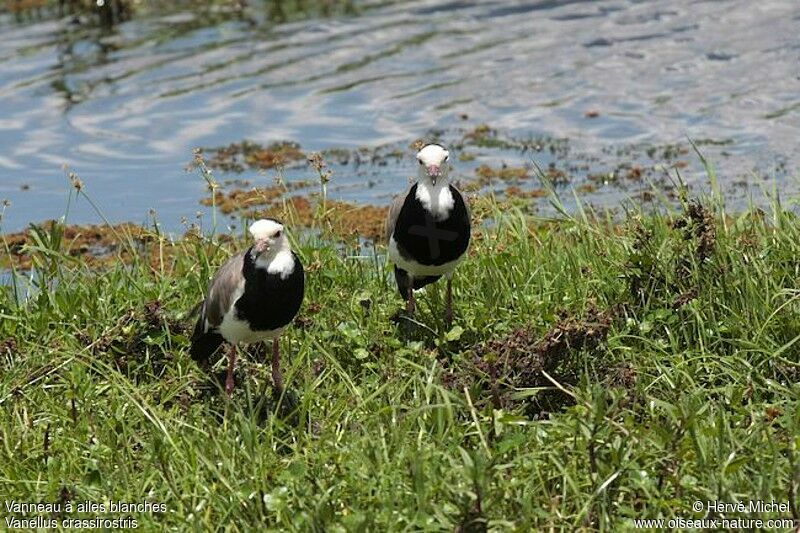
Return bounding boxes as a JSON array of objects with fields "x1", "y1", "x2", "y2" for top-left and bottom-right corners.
[{"x1": 1, "y1": 184, "x2": 799, "y2": 530}]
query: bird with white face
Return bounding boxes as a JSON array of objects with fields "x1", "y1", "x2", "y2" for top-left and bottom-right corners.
[
  {"x1": 386, "y1": 143, "x2": 471, "y2": 326},
  {"x1": 190, "y1": 219, "x2": 305, "y2": 396}
]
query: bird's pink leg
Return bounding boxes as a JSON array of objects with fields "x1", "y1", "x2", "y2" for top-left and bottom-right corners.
[
  {"x1": 225, "y1": 344, "x2": 237, "y2": 397},
  {"x1": 271, "y1": 338, "x2": 284, "y2": 394}
]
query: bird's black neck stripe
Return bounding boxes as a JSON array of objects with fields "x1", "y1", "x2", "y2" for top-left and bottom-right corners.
[
  {"x1": 394, "y1": 183, "x2": 470, "y2": 266},
  {"x1": 235, "y1": 250, "x2": 305, "y2": 332}
]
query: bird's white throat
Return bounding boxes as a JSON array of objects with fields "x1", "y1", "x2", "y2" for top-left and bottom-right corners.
[
  {"x1": 415, "y1": 180, "x2": 455, "y2": 220},
  {"x1": 255, "y1": 239, "x2": 295, "y2": 279}
]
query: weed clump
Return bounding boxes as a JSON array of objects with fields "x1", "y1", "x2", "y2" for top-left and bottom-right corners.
[
  {"x1": 536, "y1": 304, "x2": 612, "y2": 361},
  {"x1": 75, "y1": 300, "x2": 186, "y2": 382},
  {"x1": 624, "y1": 199, "x2": 718, "y2": 312},
  {"x1": 143, "y1": 300, "x2": 166, "y2": 329},
  {"x1": 446, "y1": 304, "x2": 613, "y2": 417},
  {"x1": 606, "y1": 361, "x2": 637, "y2": 389},
  {"x1": 671, "y1": 199, "x2": 717, "y2": 267},
  {"x1": 1, "y1": 338, "x2": 18, "y2": 366}
]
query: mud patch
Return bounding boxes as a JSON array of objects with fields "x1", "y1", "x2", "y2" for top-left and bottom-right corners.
[
  {"x1": 210, "y1": 189, "x2": 389, "y2": 242},
  {"x1": 460, "y1": 124, "x2": 519, "y2": 151},
  {"x1": 200, "y1": 182, "x2": 312, "y2": 215},
  {"x1": 183, "y1": 127, "x2": 747, "y2": 243},
  {"x1": 297, "y1": 201, "x2": 389, "y2": 242},
  {"x1": 475, "y1": 164, "x2": 530, "y2": 182},
  {"x1": 504, "y1": 186, "x2": 547, "y2": 199},
  {"x1": 1, "y1": 221, "x2": 157, "y2": 270},
  {"x1": 198, "y1": 141, "x2": 306, "y2": 172}
]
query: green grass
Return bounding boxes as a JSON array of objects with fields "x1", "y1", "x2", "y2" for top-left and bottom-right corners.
[{"x1": 1, "y1": 180, "x2": 799, "y2": 531}]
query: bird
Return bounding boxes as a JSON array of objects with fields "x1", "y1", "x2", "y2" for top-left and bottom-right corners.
[
  {"x1": 190, "y1": 219, "x2": 305, "y2": 397},
  {"x1": 386, "y1": 143, "x2": 471, "y2": 327}
]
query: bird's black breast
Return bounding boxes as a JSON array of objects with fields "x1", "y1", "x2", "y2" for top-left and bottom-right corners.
[
  {"x1": 234, "y1": 251, "x2": 305, "y2": 332},
  {"x1": 393, "y1": 184, "x2": 470, "y2": 266}
]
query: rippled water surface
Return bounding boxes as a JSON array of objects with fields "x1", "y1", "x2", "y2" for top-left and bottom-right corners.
[{"x1": 1, "y1": 0, "x2": 798, "y2": 231}]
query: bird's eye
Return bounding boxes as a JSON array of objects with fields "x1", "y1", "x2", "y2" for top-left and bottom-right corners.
[
  {"x1": 275, "y1": 230, "x2": 282, "y2": 238},
  {"x1": 418, "y1": 159, "x2": 423, "y2": 165},
  {"x1": 444, "y1": 154, "x2": 449, "y2": 162}
]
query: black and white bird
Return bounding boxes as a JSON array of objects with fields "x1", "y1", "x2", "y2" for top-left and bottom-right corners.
[
  {"x1": 190, "y1": 219, "x2": 305, "y2": 396},
  {"x1": 386, "y1": 143, "x2": 471, "y2": 326}
]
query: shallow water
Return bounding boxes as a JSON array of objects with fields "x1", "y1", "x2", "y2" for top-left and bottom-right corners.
[{"x1": 1, "y1": 0, "x2": 798, "y2": 232}]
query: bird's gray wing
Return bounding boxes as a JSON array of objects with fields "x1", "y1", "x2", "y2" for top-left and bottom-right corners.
[
  {"x1": 200, "y1": 252, "x2": 245, "y2": 330},
  {"x1": 461, "y1": 187, "x2": 472, "y2": 223},
  {"x1": 385, "y1": 186, "x2": 412, "y2": 242}
]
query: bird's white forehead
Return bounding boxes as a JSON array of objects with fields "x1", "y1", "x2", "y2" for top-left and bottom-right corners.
[
  {"x1": 249, "y1": 219, "x2": 283, "y2": 240},
  {"x1": 417, "y1": 144, "x2": 449, "y2": 165}
]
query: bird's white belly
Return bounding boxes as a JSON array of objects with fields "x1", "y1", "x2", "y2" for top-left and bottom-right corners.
[
  {"x1": 388, "y1": 236, "x2": 464, "y2": 277},
  {"x1": 219, "y1": 311, "x2": 285, "y2": 344}
]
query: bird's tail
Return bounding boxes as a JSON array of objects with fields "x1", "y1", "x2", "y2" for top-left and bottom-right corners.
[
  {"x1": 190, "y1": 308, "x2": 224, "y2": 363},
  {"x1": 190, "y1": 332, "x2": 224, "y2": 362},
  {"x1": 394, "y1": 266, "x2": 441, "y2": 300}
]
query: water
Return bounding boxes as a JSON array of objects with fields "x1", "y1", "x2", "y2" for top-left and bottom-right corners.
[{"x1": 1, "y1": 0, "x2": 798, "y2": 232}]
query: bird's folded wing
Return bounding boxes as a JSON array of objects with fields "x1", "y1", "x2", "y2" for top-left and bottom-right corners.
[
  {"x1": 458, "y1": 187, "x2": 472, "y2": 224},
  {"x1": 385, "y1": 186, "x2": 412, "y2": 241},
  {"x1": 202, "y1": 252, "x2": 245, "y2": 329}
]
